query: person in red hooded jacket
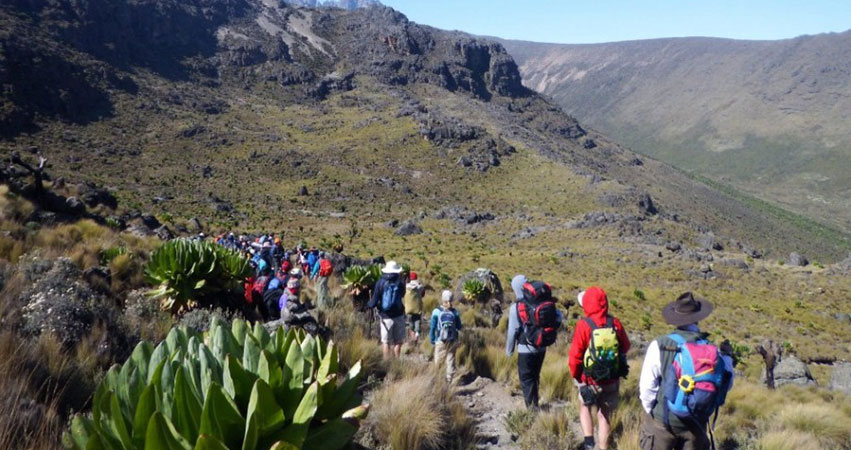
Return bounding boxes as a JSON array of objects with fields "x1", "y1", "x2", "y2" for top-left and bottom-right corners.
[{"x1": 569, "y1": 286, "x2": 630, "y2": 450}]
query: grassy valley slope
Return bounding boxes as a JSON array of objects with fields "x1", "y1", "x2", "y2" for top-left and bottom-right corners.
[{"x1": 500, "y1": 33, "x2": 851, "y2": 235}]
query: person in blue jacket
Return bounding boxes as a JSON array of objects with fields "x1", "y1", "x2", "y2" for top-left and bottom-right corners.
[{"x1": 430, "y1": 290, "x2": 463, "y2": 382}]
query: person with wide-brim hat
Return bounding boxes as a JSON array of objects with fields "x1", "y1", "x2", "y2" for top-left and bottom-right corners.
[
  {"x1": 367, "y1": 260, "x2": 407, "y2": 359},
  {"x1": 637, "y1": 292, "x2": 736, "y2": 450}
]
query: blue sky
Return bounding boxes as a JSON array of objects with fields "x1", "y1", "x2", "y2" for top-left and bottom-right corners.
[{"x1": 380, "y1": 0, "x2": 851, "y2": 44}]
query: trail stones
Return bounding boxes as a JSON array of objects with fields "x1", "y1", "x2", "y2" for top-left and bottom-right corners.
[
  {"x1": 787, "y1": 252, "x2": 809, "y2": 267},
  {"x1": 394, "y1": 221, "x2": 422, "y2": 236},
  {"x1": 828, "y1": 362, "x2": 851, "y2": 395},
  {"x1": 721, "y1": 258, "x2": 749, "y2": 270}
]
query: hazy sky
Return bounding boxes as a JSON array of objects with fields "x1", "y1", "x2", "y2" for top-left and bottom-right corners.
[{"x1": 379, "y1": 0, "x2": 851, "y2": 44}]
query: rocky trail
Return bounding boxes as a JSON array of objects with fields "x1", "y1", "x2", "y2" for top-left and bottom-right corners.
[{"x1": 456, "y1": 375, "x2": 524, "y2": 449}]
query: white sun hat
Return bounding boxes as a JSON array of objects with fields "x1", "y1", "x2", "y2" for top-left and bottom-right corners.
[
  {"x1": 577, "y1": 290, "x2": 586, "y2": 307},
  {"x1": 382, "y1": 260, "x2": 404, "y2": 274}
]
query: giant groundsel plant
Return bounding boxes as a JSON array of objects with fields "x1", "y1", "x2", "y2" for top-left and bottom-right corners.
[{"x1": 64, "y1": 318, "x2": 367, "y2": 450}]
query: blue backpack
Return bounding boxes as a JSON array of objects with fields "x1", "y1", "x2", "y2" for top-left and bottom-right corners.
[
  {"x1": 662, "y1": 334, "x2": 731, "y2": 426},
  {"x1": 381, "y1": 280, "x2": 402, "y2": 312},
  {"x1": 438, "y1": 310, "x2": 458, "y2": 342}
]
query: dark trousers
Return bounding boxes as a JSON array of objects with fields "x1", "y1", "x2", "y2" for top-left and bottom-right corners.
[{"x1": 518, "y1": 351, "x2": 546, "y2": 408}]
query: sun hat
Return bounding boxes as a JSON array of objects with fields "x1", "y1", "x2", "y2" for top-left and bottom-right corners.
[
  {"x1": 577, "y1": 290, "x2": 586, "y2": 307},
  {"x1": 662, "y1": 292, "x2": 714, "y2": 327},
  {"x1": 381, "y1": 260, "x2": 403, "y2": 274},
  {"x1": 442, "y1": 290, "x2": 453, "y2": 303}
]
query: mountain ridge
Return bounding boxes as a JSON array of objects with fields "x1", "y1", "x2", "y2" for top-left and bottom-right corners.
[
  {"x1": 1, "y1": 0, "x2": 849, "y2": 260},
  {"x1": 498, "y1": 31, "x2": 851, "y2": 234}
]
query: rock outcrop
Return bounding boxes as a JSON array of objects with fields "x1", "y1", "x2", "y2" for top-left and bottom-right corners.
[
  {"x1": 828, "y1": 362, "x2": 851, "y2": 395},
  {"x1": 761, "y1": 355, "x2": 816, "y2": 387}
]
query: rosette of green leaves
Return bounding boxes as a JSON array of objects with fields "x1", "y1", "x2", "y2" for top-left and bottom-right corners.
[
  {"x1": 145, "y1": 239, "x2": 252, "y2": 314},
  {"x1": 64, "y1": 318, "x2": 367, "y2": 450},
  {"x1": 341, "y1": 265, "x2": 380, "y2": 292},
  {"x1": 462, "y1": 279, "x2": 486, "y2": 302}
]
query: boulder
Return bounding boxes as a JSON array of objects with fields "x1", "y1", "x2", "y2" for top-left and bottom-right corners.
[
  {"x1": 82, "y1": 187, "x2": 118, "y2": 209},
  {"x1": 187, "y1": 217, "x2": 203, "y2": 233},
  {"x1": 394, "y1": 221, "x2": 422, "y2": 236},
  {"x1": 298, "y1": 186, "x2": 309, "y2": 196},
  {"x1": 787, "y1": 252, "x2": 809, "y2": 267},
  {"x1": 155, "y1": 225, "x2": 175, "y2": 241},
  {"x1": 697, "y1": 232, "x2": 723, "y2": 251},
  {"x1": 454, "y1": 268, "x2": 504, "y2": 304},
  {"x1": 721, "y1": 259, "x2": 749, "y2": 270},
  {"x1": 665, "y1": 241, "x2": 682, "y2": 252},
  {"x1": 828, "y1": 362, "x2": 851, "y2": 395},
  {"x1": 637, "y1": 193, "x2": 657, "y2": 215},
  {"x1": 140, "y1": 214, "x2": 161, "y2": 230},
  {"x1": 762, "y1": 355, "x2": 816, "y2": 387},
  {"x1": 65, "y1": 196, "x2": 86, "y2": 215}
]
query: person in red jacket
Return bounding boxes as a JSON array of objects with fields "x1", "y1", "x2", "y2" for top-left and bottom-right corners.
[{"x1": 569, "y1": 286, "x2": 631, "y2": 450}]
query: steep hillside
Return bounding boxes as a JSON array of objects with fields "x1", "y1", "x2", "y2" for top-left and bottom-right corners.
[
  {"x1": 500, "y1": 33, "x2": 851, "y2": 234},
  {"x1": 0, "y1": 0, "x2": 849, "y2": 260}
]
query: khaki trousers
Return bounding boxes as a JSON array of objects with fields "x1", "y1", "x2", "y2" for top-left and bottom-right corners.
[{"x1": 434, "y1": 341, "x2": 457, "y2": 381}]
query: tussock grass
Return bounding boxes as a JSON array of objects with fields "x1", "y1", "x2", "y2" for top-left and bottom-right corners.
[
  {"x1": 517, "y1": 407, "x2": 577, "y2": 450},
  {"x1": 366, "y1": 373, "x2": 476, "y2": 450},
  {"x1": 776, "y1": 403, "x2": 851, "y2": 448},
  {"x1": 757, "y1": 430, "x2": 822, "y2": 450}
]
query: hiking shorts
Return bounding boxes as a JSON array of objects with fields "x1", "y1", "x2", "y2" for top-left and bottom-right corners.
[
  {"x1": 577, "y1": 381, "x2": 619, "y2": 410},
  {"x1": 380, "y1": 316, "x2": 406, "y2": 345}
]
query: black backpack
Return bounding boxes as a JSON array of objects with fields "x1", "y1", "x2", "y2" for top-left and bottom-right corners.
[{"x1": 517, "y1": 281, "x2": 558, "y2": 348}]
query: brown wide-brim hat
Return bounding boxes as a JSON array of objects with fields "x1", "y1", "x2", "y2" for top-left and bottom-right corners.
[{"x1": 662, "y1": 292, "x2": 713, "y2": 327}]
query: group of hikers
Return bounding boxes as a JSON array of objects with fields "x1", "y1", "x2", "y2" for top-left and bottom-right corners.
[
  {"x1": 209, "y1": 233, "x2": 735, "y2": 450},
  {"x1": 368, "y1": 260, "x2": 736, "y2": 450}
]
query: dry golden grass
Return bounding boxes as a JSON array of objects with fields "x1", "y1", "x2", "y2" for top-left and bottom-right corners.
[
  {"x1": 367, "y1": 372, "x2": 477, "y2": 450},
  {"x1": 757, "y1": 430, "x2": 822, "y2": 450}
]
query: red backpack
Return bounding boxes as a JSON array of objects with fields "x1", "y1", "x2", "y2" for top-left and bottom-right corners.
[
  {"x1": 517, "y1": 281, "x2": 559, "y2": 348},
  {"x1": 318, "y1": 259, "x2": 333, "y2": 277}
]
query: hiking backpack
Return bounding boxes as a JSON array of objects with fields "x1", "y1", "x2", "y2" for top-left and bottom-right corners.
[
  {"x1": 517, "y1": 281, "x2": 558, "y2": 348},
  {"x1": 582, "y1": 317, "x2": 624, "y2": 382},
  {"x1": 662, "y1": 334, "x2": 731, "y2": 425},
  {"x1": 380, "y1": 279, "x2": 403, "y2": 312},
  {"x1": 318, "y1": 259, "x2": 333, "y2": 277},
  {"x1": 252, "y1": 275, "x2": 271, "y2": 299},
  {"x1": 438, "y1": 310, "x2": 459, "y2": 342}
]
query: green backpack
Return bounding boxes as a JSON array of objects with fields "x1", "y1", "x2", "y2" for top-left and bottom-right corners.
[{"x1": 582, "y1": 317, "x2": 623, "y2": 382}]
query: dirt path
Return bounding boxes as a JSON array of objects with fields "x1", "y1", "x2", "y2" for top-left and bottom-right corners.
[{"x1": 456, "y1": 376, "x2": 524, "y2": 449}]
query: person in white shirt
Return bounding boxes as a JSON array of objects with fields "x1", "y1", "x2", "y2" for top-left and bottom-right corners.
[{"x1": 638, "y1": 292, "x2": 735, "y2": 450}]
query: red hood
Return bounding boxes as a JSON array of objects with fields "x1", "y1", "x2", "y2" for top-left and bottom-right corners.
[{"x1": 582, "y1": 286, "x2": 609, "y2": 323}]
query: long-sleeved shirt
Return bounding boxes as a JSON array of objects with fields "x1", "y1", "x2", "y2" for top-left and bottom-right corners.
[
  {"x1": 639, "y1": 325, "x2": 735, "y2": 421},
  {"x1": 505, "y1": 302, "x2": 564, "y2": 355},
  {"x1": 367, "y1": 273, "x2": 405, "y2": 318},
  {"x1": 429, "y1": 307, "x2": 462, "y2": 344}
]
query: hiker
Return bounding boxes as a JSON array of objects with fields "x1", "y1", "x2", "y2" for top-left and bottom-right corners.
[
  {"x1": 367, "y1": 261, "x2": 407, "y2": 359},
  {"x1": 306, "y1": 247, "x2": 318, "y2": 281},
  {"x1": 251, "y1": 266, "x2": 274, "y2": 320},
  {"x1": 756, "y1": 340, "x2": 782, "y2": 389},
  {"x1": 505, "y1": 275, "x2": 562, "y2": 410},
  {"x1": 404, "y1": 271, "x2": 425, "y2": 343},
  {"x1": 280, "y1": 276, "x2": 318, "y2": 333},
  {"x1": 430, "y1": 290, "x2": 462, "y2": 382},
  {"x1": 311, "y1": 251, "x2": 334, "y2": 309},
  {"x1": 569, "y1": 287, "x2": 631, "y2": 450},
  {"x1": 638, "y1": 292, "x2": 735, "y2": 450}
]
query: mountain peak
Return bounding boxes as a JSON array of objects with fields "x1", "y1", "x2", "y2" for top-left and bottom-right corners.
[{"x1": 282, "y1": 0, "x2": 381, "y2": 10}]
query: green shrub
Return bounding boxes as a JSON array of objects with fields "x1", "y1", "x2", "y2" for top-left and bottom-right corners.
[
  {"x1": 633, "y1": 289, "x2": 646, "y2": 301},
  {"x1": 100, "y1": 246, "x2": 127, "y2": 265},
  {"x1": 64, "y1": 318, "x2": 368, "y2": 450},
  {"x1": 145, "y1": 239, "x2": 252, "y2": 314}
]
